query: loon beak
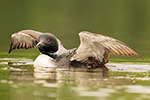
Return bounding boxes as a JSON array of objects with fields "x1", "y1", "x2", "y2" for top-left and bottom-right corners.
[{"x1": 36, "y1": 42, "x2": 42, "y2": 46}]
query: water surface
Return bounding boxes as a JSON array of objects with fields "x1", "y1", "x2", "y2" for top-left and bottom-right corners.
[{"x1": 0, "y1": 57, "x2": 150, "y2": 100}]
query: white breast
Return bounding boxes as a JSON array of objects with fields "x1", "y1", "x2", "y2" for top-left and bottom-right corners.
[{"x1": 34, "y1": 54, "x2": 56, "y2": 67}]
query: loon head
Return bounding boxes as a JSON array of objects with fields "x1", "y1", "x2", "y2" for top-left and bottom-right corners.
[{"x1": 37, "y1": 33, "x2": 58, "y2": 54}]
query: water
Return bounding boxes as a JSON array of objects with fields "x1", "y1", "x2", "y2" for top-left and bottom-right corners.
[
  {"x1": 1, "y1": 0, "x2": 150, "y2": 100},
  {"x1": 0, "y1": 57, "x2": 150, "y2": 100}
]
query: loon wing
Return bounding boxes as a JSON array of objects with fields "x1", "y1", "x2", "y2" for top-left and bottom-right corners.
[
  {"x1": 8, "y1": 30, "x2": 43, "y2": 54},
  {"x1": 71, "y1": 31, "x2": 143, "y2": 63}
]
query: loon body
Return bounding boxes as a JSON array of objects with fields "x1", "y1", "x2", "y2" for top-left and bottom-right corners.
[{"x1": 9, "y1": 30, "x2": 143, "y2": 68}]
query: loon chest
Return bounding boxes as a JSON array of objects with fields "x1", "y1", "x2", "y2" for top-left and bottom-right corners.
[
  {"x1": 33, "y1": 53, "x2": 72, "y2": 67},
  {"x1": 34, "y1": 54, "x2": 56, "y2": 67}
]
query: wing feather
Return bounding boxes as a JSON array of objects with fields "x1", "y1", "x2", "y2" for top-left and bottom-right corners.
[
  {"x1": 22, "y1": 41, "x2": 26, "y2": 48},
  {"x1": 71, "y1": 31, "x2": 143, "y2": 62},
  {"x1": 8, "y1": 30, "x2": 43, "y2": 54}
]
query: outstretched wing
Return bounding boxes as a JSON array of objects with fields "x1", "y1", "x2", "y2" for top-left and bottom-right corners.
[
  {"x1": 71, "y1": 31, "x2": 143, "y2": 63},
  {"x1": 8, "y1": 30, "x2": 43, "y2": 54}
]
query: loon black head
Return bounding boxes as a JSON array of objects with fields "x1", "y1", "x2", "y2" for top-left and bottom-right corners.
[{"x1": 37, "y1": 33, "x2": 58, "y2": 54}]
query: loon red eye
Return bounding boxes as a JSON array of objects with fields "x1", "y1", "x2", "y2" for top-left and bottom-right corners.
[
  {"x1": 47, "y1": 40, "x2": 50, "y2": 43},
  {"x1": 38, "y1": 40, "x2": 40, "y2": 42}
]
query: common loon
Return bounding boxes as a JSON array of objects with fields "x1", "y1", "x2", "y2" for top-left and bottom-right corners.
[{"x1": 8, "y1": 30, "x2": 143, "y2": 68}]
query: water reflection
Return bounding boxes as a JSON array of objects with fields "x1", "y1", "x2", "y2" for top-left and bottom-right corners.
[
  {"x1": 8, "y1": 62, "x2": 109, "y2": 100},
  {"x1": 34, "y1": 67, "x2": 108, "y2": 87},
  {"x1": 7, "y1": 60, "x2": 150, "y2": 100},
  {"x1": 9, "y1": 61, "x2": 109, "y2": 84}
]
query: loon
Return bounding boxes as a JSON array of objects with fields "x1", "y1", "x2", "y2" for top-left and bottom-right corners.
[{"x1": 8, "y1": 30, "x2": 143, "y2": 68}]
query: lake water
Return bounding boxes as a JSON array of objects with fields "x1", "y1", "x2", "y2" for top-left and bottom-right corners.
[
  {"x1": 1, "y1": 0, "x2": 150, "y2": 100},
  {"x1": 1, "y1": 57, "x2": 150, "y2": 100}
]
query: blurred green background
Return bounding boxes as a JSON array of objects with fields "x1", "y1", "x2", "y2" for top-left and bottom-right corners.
[{"x1": 0, "y1": 0, "x2": 150, "y2": 60}]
